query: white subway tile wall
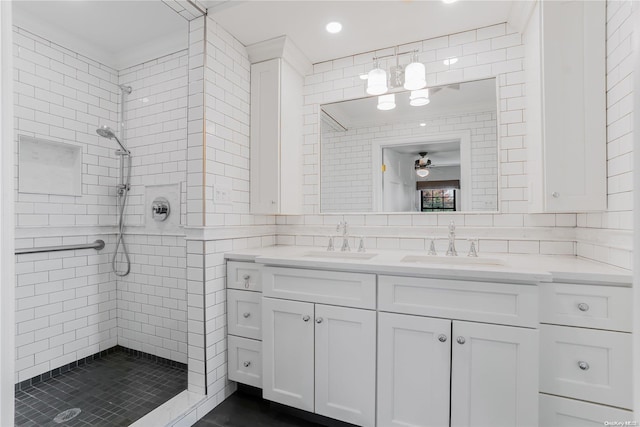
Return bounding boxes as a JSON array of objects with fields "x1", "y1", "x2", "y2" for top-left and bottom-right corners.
[
  {"x1": 574, "y1": 0, "x2": 635, "y2": 269},
  {"x1": 13, "y1": 26, "x2": 120, "y2": 228},
  {"x1": 203, "y1": 18, "x2": 251, "y2": 226},
  {"x1": 302, "y1": 23, "x2": 525, "y2": 215},
  {"x1": 277, "y1": 23, "x2": 581, "y2": 258},
  {"x1": 321, "y1": 109, "x2": 498, "y2": 212},
  {"x1": 118, "y1": 50, "x2": 189, "y2": 227},
  {"x1": 116, "y1": 234, "x2": 188, "y2": 364},
  {"x1": 114, "y1": 51, "x2": 190, "y2": 363},
  {"x1": 14, "y1": 235, "x2": 117, "y2": 383},
  {"x1": 13, "y1": 26, "x2": 121, "y2": 383}
]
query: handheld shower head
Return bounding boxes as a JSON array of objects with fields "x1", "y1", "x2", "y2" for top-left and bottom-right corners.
[{"x1": 96, "y1": 125, "x2": 129, "y2": 154}]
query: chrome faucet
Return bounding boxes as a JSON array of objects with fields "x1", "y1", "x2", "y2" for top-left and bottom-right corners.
[
  {"x1": 337, "y1": 221, "x2": 350, "y2": 252},
  {"x1": 446, "y1": 220, "x2": 457, "y2": 256}
]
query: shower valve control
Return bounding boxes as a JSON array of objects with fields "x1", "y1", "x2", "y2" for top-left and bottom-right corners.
[{"x1": 151, "y1": 197, "x2": 170, "y2": 222}]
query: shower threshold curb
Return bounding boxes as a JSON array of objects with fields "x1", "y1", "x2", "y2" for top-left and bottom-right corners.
[{"x1": 130, "y1": 390, "x2": 206, "y2": 427}]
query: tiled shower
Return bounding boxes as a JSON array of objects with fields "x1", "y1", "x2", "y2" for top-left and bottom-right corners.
[{"x1": 12, "y1": 4, "x2": 193, "y2": 425}]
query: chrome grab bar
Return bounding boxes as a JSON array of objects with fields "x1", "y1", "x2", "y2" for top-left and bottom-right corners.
[{"x1": 15, "y1": 239, "x2": 105, "y2": 255}]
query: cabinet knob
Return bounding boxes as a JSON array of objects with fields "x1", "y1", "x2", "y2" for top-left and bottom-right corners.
[
  {"x1": 578, "y1": 361, "x2": 590, "y2": 371},
  {"x1": 438, "y1": 334, "x2": 447, "y2": 343},
  {"x1": 456, "y1": 336, "x2": 466, "y2": 345},
  {"x1": 302, "y1": 315, "x2": 310, "y2": 322},
  {"x1": 271, "y1": 200, "x2": 276, "y2": 204},
  {"x1": 315, "y1": 317, "x2": 323, "y2": 324},
  {"x1": 243, "y1": 361, "x2": 251, "y2": 368},
  {"x1": 552, "y1": 192, "x2": 560, "y2": 198},
  {"x1": 577, "y1": 303, "x2": 589, "y2": 312},
  {"x1": 243, "y1": 274, "x2": 250, "y2": 288},
  {"x1": 243, "y1": 312, "x2": 251, "y2": 318}
]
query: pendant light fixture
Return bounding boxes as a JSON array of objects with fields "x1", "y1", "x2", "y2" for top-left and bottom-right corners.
[
  {"x1": 366, "y1": 58, "x2": 388, "y2": 95},
  {"x1": 377, "y1": 94, "x2": 396, "y2": 110},
  {"x1": 404, "y1": 52, "x2": 426, "y2": 91},
  {"x1": 410, "y1": 88, "x2": 430, "y2": 106},
  {"x1": 415, "y1": 152, "x2": 431, "y2": 177}
]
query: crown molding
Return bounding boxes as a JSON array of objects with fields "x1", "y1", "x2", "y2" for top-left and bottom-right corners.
[{"x1": 246, "y1": 35, "x2": 312, "y2": 76}]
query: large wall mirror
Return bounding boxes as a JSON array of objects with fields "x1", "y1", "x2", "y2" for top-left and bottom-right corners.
[{"x1": 320, "y1": 78, "x2": 498, "y2": 213}]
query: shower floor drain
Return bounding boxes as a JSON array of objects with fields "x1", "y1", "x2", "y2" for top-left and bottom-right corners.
[{"x1": 53, "y1": 408, "x2": 81, "y2": 423}]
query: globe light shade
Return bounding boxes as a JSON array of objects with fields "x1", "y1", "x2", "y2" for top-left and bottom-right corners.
[
  {"x1": 404, "y1": 61, "x2": 426, "y2": 90},
  {"x1": 367, "y1": 67, "x2": 388, "y2": 95},
  {"x1": 377, "y1": 94, "x2": 396, "y2": 111},
  {"x1": 410, "y1": 88, "x2": 430, "y2": 106},
  {"x1": 416, "y1": 168, "x2": 430, "y2": 178}
]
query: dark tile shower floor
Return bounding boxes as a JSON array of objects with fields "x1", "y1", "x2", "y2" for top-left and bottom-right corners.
[{"x1": 14, "y1": 349, "x2": 187, "y2": 427}]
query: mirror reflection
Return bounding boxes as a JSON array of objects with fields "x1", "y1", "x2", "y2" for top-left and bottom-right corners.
[{"x1": 320, "y1": 78, "x2": 498, "y2": 213}]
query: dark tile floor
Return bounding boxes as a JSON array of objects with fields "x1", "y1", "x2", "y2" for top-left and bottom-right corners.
[
  {"x1": 195, "y1": 386, "x2": 356, "y2": 427},
  {"x1": 14, "y1": 349, "x2": 187, "y2": 427}
]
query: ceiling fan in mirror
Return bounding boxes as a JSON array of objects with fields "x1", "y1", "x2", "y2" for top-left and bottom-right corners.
[{"x1": 414, "y1": 152, "x2": 432, "y2": 178}]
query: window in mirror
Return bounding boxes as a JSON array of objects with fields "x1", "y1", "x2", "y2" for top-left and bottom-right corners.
[{"x1": 320, "y1": 78, "x2": 498, "y2": 213}]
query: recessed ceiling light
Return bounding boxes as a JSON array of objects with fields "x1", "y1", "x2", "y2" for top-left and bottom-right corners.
[
  {"x1": 443, "y1": 57, "x2": 458, "y2": 66},
  {"x1": 326, "y1": 22, "x2": 342, "y2": 34},
  {"x1": 419, "y1": 123, "x2": 427, "y2": 127},
  {"x1": 141, "y1": 98, "x2": 149, "y2": 103},
  {"x1": 442, "y1": 0, "x2": 458, "y2": 3}
]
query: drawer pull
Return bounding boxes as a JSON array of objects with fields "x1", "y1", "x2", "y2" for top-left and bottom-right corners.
[
  {"x1": 302, "y1": 315, "x2": 310, "y2": 322},
  {"x1": 456, "y1": 336, "x2": 466, "y2": 345},
  {"x1": 243, "y1": 361, "x2": 251, "y2": 368},
  {"x1": 438, "y1": 334, "x2": 447, "y2": 343},
  {"x1": 577, "y1": 303, "x2": 590, "y2": 312},
  {"x1": 242, "y1": 312, "x2": 251, "y2": 318},
  {"x1": 316, "y1": 317, "x2": 324, "y2": 324},
  {"x1": 243, "y1": 274, "x2": 251, "y2": 288},
  {"x1": 578, "y1": 361, "x2": 590, "y2": 371}
]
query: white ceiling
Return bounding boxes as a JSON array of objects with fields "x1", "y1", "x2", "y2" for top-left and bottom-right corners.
[
  {"x1": 322, "y1": 77, "x2": 496, "y2": 129},
  {"x1": 10, "y1": 1, "x2": 516, "y2": 74},
  {"x1": 204, "y1": 0, "x2": 515, "y2": 64},
  {"x1": 12, "y1": 1, "x2": 189, "y2": 70},
  {"x1": 388, "y1": 141, "x2": 461, "y2": 166}
]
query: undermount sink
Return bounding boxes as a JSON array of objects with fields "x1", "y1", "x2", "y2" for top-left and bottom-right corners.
[
  {"x1": 401, "y1": 255, "x2": 505, "y2": 266},
  {"x1": 303, "y1": 251, "x2": 378, "y2": 260}
]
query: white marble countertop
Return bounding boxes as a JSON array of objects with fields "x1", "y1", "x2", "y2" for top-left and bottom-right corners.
[{"x1": 225, "y1": 245, "x2": 632, "y2": 286}]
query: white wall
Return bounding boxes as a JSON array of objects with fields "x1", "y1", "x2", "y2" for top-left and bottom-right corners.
[
  {"x1": 321, "y1": 108, "x2": 497, "y2": 212},
  {"x1": 574, "y1": 0, "x2": 635, "y2": 269},
  {"x1": 278, "y1": 23, "x2": 579, "y2": 257},
  {"x1": 12, "y1": 26, "x2": 120, "y2": 383},
  {"x1": 115, "y1": 51, "x2": 190, "y2": 363}
]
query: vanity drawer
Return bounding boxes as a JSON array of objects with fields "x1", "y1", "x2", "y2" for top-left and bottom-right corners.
[
  {"x1": 540, "y1": 283, "x2": 631, "y2": 331},
  {"x1": 262, "y1": 267, "x2": 376, "y2": 309},
  {"x1": 539, "y1": 394, "x2": 633, "y2": 427},
  {"x1": 378, "y1": 275, "x2": 538, "y2": 327},
  {"x1": 228, "y1": 289, "x2": 262, "y2": 340},
  {"x1": 227, "y1": 261, "x2": 263, "y2": 291},
  {"x1": 540, "y1": 325, "x2": 632, "y2": 408},
  {"x1": 228, "y1": 335, "x2": 262, "y2": 388}
]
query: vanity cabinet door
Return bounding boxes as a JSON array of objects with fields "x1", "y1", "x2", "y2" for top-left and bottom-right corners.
[
  {"x1": 262, "y1": 297, "x2": 315, "y2": 412},
  {"x1": 377, "y1": 313, "x2": 451, "y2": 427},
  {"x1": 314, "y1": 304, "x2": 376, "y2": 427},
  {"x1": 451, "y1": 321, "x2": 538, "y2": 427}
]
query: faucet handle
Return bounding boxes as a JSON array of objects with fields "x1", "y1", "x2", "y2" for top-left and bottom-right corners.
[
  {"x1": 467, "y1": 239, "x2": 478, "y2": 257},
  {"x1": 428, "y1": 238, "x2": 437, "y2": 256},
  {"x1": 357, "y1": 236, "x2": 366, "y2": 253},
  {"x1": 327, "y1": 236, "x2": 335, "y2": 252}
]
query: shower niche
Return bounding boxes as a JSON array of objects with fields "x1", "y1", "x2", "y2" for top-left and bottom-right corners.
[{"x1": 18, "y1": 135, "x2": 82, "y2": 196}]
